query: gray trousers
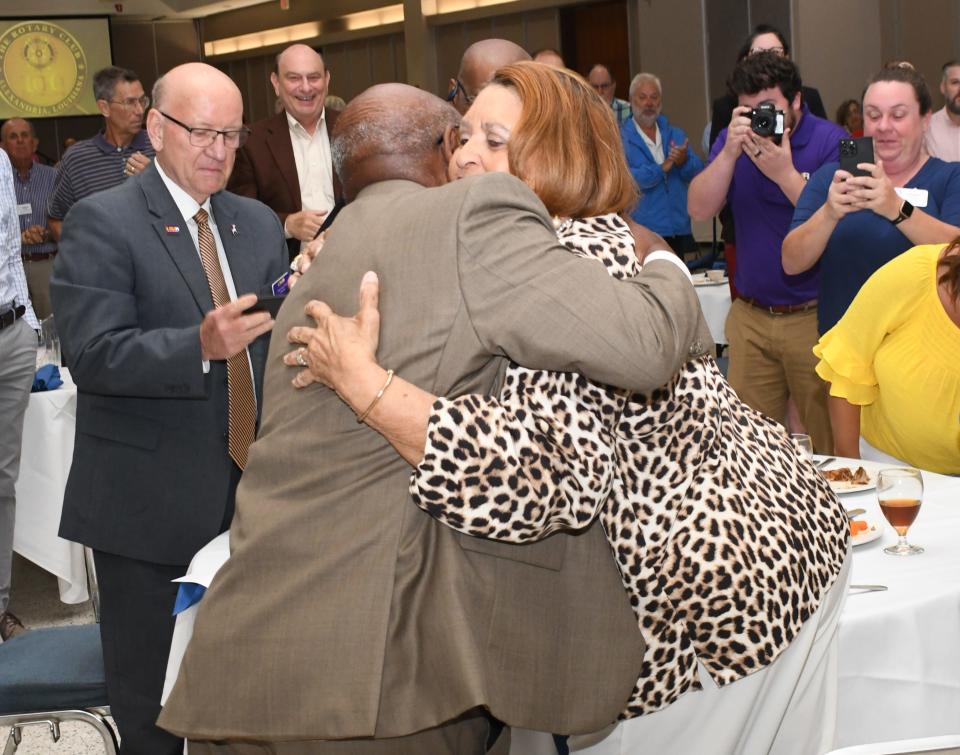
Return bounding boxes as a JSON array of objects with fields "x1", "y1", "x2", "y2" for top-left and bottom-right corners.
[{"x1": 0, "y1": 318, "x2": 37, "y2": 614}]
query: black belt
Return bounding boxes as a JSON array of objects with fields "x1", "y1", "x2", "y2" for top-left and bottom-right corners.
[
  {"x1": 0, "y1": 305, "x2": 25, "y2": 330},
  {"x1": 741, "y1": 297, "x2": 817, "y2": 315},
  {"x1": 22, "y1": 250, "x2": 57, "y2": 262}
]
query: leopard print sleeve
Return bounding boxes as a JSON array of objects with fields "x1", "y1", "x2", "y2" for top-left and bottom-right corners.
[
  {"x1": 408, "y1": 214, "x2": 641, "y2": 544},
  {"x1": 409, "y1": 366, "x2": 624, "y2": 542}
]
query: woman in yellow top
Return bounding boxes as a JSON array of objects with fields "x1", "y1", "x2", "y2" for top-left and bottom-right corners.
[{"x1": 814, "y1": 241, "x2": 960, "y2": 474}]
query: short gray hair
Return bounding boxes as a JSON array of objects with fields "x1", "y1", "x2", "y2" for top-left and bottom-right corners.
[
  {"x1": 93, "y1": 66, "x2": 140, "y2": 102},
  {"x1": 331, "y1": 100, "x2": 459, "y2": 181},
  {"x1": 628, "y1": 72, "x2": 661, "y2": 99}
]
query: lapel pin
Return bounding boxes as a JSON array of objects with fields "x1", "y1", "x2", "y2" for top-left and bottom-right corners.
[
  {"x1": 231, "y1": 224, "x2": 238, "y2": 236},
  {"x1": 164, "y1": 225, "x2": 180, "y2": 234}
]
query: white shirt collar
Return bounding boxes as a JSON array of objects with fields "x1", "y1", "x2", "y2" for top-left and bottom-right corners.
[
  {"x1": 155, "y1": 159, "x2": 213, "y2": 224},
  {"x1": 286, "y1": 108, "x2": 325, "y2": 136}
]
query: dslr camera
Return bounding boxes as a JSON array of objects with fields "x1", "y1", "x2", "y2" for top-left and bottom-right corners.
[{"x1": 749, "y1": 103, "x2": 785, "y2": 138}]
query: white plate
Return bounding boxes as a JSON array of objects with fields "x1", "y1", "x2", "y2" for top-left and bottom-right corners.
[
  {"x1": 691, "y1": 272, "x2": 728, "y2": 287},
  {"x1": 820, "y1": 458, "x2": 889, "y2": 495},
  {"x1": 850, "y1": 515, "x2": 883, "y2": 546}
]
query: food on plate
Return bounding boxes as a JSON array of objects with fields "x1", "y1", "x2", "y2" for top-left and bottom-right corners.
[
  {"x1": 822, "y1": 466, "x2": 870, "y2": 485},
  {"x1": 850, "y1": 519, "x2": 869, "y2": 536}
]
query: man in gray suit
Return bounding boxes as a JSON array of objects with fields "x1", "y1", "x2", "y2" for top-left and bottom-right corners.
[
  {"x1": 160, "y1": 85, "x2": 706, "y2": 753},
  {"x1": 50, "y1": 63, "x2": 288, "y2": 754}
]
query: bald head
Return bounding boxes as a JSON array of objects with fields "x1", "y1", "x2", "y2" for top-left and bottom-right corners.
[
  {"x1": 453, "y1": 39, "x2": 530, "y2": 115},
  {"x1": 147, "y1": 63, "x2": 244, "y2": 203},
  {"x1": 1, "y1": 117, "x2": 37, "y2": 171},
  {"x1": 272, "y1": 44, "x2": 329, "y2": 130},
  {"x1": 331, "y1": 83, "x2": 459, "y2": 200}
]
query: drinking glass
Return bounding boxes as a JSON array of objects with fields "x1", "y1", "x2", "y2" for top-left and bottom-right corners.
[
  {"x1": 877, "y1": 468, "x2": 924, "y2": 556},
  {"x1": 790, "y1": 433, "x2": 813, "y2": 459}
]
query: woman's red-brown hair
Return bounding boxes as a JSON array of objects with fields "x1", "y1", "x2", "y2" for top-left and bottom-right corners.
[
  {"x1": 940, "y1": 237, "x2": 960, "y2": 304},
  {"x1": 490, "y1": 61, "x2": 637, "y2": 218}
]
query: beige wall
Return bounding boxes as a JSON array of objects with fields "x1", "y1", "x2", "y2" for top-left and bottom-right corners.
[{"x1": 792, "y1": 0, "x2": 883, "y2": 121}]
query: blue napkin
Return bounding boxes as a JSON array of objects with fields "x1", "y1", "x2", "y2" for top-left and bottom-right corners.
[
  {"x1": 173, "y1": 582, "x2": 207, "y2": 615},
  {"x1": 32, "y1": 364, "x2": 63, "y2": 392}
]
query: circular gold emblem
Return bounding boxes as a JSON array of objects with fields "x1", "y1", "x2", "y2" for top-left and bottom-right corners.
[{"x1": 0, "y1": 21, "x2": 87, "y2": 115}]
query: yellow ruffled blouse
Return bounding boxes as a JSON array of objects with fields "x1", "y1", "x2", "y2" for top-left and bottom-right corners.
[{"x1": 814, "y1": 244, "x2": 960, "y2": 474}]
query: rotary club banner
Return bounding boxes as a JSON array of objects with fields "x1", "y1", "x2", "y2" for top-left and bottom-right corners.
[{"x1": 0, "y1": 17, "x2": 112, "y2": 119}]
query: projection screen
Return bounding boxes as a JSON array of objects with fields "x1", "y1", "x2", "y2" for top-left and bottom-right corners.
[{"x1": 0, "y1": 17, "x2": 112, "y2": 119}]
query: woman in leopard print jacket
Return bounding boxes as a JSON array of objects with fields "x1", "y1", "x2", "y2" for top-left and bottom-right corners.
[{"x1": 289, "y1": 62, "x2": 851, "y2": 755}]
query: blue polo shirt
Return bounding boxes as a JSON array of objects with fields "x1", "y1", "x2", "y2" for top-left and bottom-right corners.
[
  {"x1": 791, "y1": 156, "x2": 960, "y2": 333},
  {"x1": 48, "y1": 129, "x2": 155, "y2": 220},
  {"x1": 709, "y1": 106, "x2": 847, "y2": 306}
]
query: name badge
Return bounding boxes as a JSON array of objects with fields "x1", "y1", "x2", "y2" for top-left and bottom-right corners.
[
  {"x1": 272, "y1": 272, "x2": 291, "y2": 296},
  {"x1": 895, "y1": 187, "x2": 929, "y2": 207},
  {"x1": 16, "y1": 202, "x2": 31, "y2": 216}
]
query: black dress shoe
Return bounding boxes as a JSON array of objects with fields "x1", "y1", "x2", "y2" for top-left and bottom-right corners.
[{"x1": 0, "y1": 611, "x2": 26, "y2": 641}]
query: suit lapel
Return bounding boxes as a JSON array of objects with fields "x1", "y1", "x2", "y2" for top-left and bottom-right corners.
[
  {"x1": 211, "y1": 193, "x2": 260, "y2": 297},
  {"x1": 265, "y1": 113, "x2": 302, "y2": 211},
  {"x1": 141, "y1": 165, "x2": 213, "y2": 314}
]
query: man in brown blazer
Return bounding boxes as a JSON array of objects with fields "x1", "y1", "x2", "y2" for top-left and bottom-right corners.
[
  {"x1": 228, "y1": 44, "x2": 341, "y2": 259},
  {"x1": 160, "y1": 85, "x2": 709, "y2": 753}
]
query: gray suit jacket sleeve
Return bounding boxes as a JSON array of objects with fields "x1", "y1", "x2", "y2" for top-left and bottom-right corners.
[
  {"x1": 456, "y1": 173, "x2": 700, "y2": 392},
  {"x1": 51, "y1": 194, "x2": 209, "y2": 399}
]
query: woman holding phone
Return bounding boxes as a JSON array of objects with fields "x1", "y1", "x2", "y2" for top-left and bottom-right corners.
[{"x1": 782, "y1": 63, "x2": 960, "y2": 334}]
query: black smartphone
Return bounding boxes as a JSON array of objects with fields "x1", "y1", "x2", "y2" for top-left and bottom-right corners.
[
  {"x1": 246, "y1": 295, "x2": 285, "y2": 318},
  {"x1": 839, "y1": 136, "x2": 875, "y2": 177}
]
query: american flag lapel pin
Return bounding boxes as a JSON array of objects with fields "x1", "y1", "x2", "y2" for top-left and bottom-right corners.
[
  {"x1": 231, "y1": 224, "x2": 238, "y2": 236},
  {"x1": 164, "y1": 225, "x2": 180, "y2": 234}
]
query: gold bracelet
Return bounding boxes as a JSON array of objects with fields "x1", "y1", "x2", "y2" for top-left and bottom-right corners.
[{"x1": 357, "y1": 369, "x2": 395, "y2": 424}]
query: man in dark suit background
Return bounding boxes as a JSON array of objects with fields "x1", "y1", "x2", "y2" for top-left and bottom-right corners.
[
  {"x1": 50, "y1": 62, "x2": 288, "y2": 754},
  {"x1": 228, "y1": 43, "x2": 340, "y2": 259}
]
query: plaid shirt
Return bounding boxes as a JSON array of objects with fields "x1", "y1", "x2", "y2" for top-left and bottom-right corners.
[
  {"x1": 611, "y1": 97, "x2": 632, "y2": 125},
  {"x1": 0, "y1": 151, "x2": 38, "y2": 328}
]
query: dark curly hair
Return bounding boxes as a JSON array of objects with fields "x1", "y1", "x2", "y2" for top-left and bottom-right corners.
[
  {"x1": 728, "y1": 51, "x2": 802, "y2": 104},
  {"x1": 940, "y1": 238, "x2": 960, "y2": 304}
]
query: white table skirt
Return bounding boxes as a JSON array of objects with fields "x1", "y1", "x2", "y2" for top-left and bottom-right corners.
[
  {"x1": 834, "y1": 464, "x2": 960, "y2": 747},
  {"x1": 12, "y1": 369, "x2": 87, "y2": 604},
  {"x1": 694, "y1": 283, "x2": 731, "y2": 346}
]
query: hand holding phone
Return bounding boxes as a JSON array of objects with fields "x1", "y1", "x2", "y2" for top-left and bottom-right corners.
[{"x1": 839, "y1": 137, "x2": 875, "y2": 177}]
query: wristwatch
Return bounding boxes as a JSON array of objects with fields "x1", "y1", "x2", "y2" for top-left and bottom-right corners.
[{"x1": 891, "y1": 199, "x2": 914, "y2": 225}]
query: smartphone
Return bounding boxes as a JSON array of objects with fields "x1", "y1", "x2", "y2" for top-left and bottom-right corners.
[
  {"x1": 839, "y1": 136, "x2": 875, "y2": 177},
  {"x1": 246, "y1": 295, "x2": 285, "y2": 318}
]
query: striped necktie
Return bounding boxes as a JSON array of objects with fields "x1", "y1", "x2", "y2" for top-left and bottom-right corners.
[{"x1": 194, "y1": 208, "x2": 256, "y2": 470}]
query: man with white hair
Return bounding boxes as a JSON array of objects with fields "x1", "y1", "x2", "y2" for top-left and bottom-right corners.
[{"x1": 622, "y1": 72, "x2": 704, "y2": 256}]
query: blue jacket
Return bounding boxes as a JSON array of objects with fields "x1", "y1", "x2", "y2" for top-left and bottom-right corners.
[{"x1": 621, "y1": 114, "x2": 704, "y2": 236}]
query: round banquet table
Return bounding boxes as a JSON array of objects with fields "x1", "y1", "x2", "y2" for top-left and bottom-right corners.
[
  {"x1": 12, "y1": 368, "x2": 88, "y2": 603},
  {"x1": 693, "y1": 280, "x2": 731, "y2": 346},
  {"x1": 832, "y1": 460, "x2": 960, "y2": 747}
]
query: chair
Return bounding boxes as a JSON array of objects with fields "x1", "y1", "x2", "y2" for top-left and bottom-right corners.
[
  {"x1": 0, "y1": 624, "x2": 117, "y2": 754},
  {"x1": 826, "y1": 735, "x2": 960, "y2": 755}
]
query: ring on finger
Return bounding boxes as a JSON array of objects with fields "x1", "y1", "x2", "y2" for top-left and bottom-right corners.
[{"x1": 296, "y1": 348, "x2": 307, "y2": 367}]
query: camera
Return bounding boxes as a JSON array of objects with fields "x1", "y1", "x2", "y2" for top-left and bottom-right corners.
[{"x1": 749, "y1": 103, "x2": 785, "y2": 138}]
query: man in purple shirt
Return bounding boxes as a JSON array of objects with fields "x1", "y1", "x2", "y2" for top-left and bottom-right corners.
[{"x1": 689, "y1": 52, "x2": 846, "y2": 453}]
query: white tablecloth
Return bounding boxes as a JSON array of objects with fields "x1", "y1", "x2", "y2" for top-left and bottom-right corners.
[
  {"x1": 12, "y1": 369, "x2": 87, "y2": 604},
  {"x1": 835, "y1": 464, "x2": 960, "y2": 747},
  {"x1": 694, "y1": 283, "x2": 731, "y2": 346}
]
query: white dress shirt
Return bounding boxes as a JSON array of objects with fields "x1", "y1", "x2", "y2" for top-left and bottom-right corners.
[
  {"x1": 0, "y1": 150, "x2": 38, "y2": 329},
  {"x1": 635, "y1": 120, "x2": 664, "y2": 164},
  {"x1": 287, "y1": 109, "x2": 335, "y2": 236}
]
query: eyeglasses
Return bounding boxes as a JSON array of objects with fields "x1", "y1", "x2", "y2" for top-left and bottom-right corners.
[
  {"x1": 446, "y1": 79, "x2": 476, "y2": 106},
  {"x1": 158, "y1": 110, "x2": 250, "y2": 149},
  {"x1": 749, "y1": 46, "x2": 785, "y2": 56},
  {"x1": 107, "y1": 95, "x2": 150, "y2": 110}
]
